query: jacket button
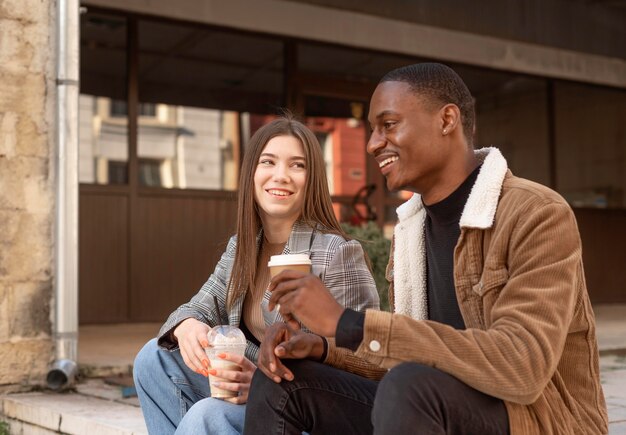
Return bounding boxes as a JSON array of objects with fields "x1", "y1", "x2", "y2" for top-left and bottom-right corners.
[{"x1": 369, "y1": 340, "x2": 381, "y2": 352}]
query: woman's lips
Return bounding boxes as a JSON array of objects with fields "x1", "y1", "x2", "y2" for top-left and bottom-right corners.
[{"x1": 266, "y1": 189, "x2": 292, "y2": 197}]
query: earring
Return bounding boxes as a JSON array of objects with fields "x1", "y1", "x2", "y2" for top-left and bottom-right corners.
[{"x1": 442, "y1": 128, "x2": 448, "y2": 135}]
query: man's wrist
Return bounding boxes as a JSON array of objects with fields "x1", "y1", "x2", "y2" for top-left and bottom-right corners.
[
  {"x1": 335, "y1": 309, "x2": 365, "y2": 351},
  {"x1": 317, "y1": 336, "x2": 328, "y2": 362},
  {"x1": 307, "y1": 335, "x2": 326, "y2": 361}
]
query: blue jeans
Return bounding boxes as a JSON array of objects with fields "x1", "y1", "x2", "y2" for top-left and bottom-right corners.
[{"x1": 133, "y1": 338, "x2": 246, "y2": 435}]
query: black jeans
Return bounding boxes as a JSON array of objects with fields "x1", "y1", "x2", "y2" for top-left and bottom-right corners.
[{"x1": 244, "y1": 360, "x2": 509, "y2": 435}]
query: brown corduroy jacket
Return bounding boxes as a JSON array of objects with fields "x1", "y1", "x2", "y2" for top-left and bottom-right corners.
[{"x1": 324, "y1": 148, "x2": 608, "y2": 434}]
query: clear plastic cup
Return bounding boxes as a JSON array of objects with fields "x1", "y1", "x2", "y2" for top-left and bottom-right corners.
[{"x1": 205, "y1": 325, "x2": 247, "y2": 399}]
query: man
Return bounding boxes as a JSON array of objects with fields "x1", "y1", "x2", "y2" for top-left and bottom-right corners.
[{"x1": 243, "y1": 63, "x2": 608, "y2": 434}]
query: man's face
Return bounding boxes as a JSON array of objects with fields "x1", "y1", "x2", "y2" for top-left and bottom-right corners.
[{"x1": 367, "y1": 81, "x2": 447, "y2": 194}]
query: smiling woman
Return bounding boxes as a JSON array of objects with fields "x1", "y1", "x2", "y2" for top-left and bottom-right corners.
[
  {"x1": 253, "y1": 135, "x2": 307, "y2": 236},
  {"x1": 133, "y1": 114, "x2": 380, "y2": 435}
]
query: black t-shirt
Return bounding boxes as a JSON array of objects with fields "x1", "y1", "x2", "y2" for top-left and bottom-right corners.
[
  {"x1": 336, "y1": 165, "x2": 481, "y2": 350},
  {"x1": 423, "y1": 165, "x2": 480, "y2": 329}
]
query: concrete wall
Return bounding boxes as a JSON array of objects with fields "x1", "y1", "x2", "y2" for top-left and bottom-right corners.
[
  {"x1": 475, "y1": 82, "x2": 551, "y2": 186},
  {"x1": 555, "y1": 83, "x2": 626, "y2": 208},
  {"x1": 83, "y1": 0, "x2": 626, "y2": 89},
  {"x1": 290, "y1": 0, "x2": 626, "y2": 60},
  {"x1": 0, "y1": 0, "x2": 55, "y2": 391}
]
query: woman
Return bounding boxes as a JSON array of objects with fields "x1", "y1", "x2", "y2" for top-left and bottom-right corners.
[{"x1": 133, "y1": 115, "x2": 380, "y2": 435}]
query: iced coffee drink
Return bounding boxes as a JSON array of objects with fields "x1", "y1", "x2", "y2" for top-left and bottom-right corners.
[{"x1": 205, "y1": 325, "x2": 247, "y2": 399}]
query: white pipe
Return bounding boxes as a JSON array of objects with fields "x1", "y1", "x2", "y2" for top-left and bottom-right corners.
[{"x1": 49, "y1": 0, "x2": 80, "y2": 390}]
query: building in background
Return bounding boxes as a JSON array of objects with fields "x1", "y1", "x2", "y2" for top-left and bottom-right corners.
[{"x1": 1, "y1": 0, "x2": 625, "y2": 390}]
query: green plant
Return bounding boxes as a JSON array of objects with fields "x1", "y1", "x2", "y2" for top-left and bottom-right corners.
[
  {"x1": 0, "y1": 420, "x2": 9, "y2": 435},
  {"x1": 342, "y1": 222, "x2": 391, "y2": 311}
]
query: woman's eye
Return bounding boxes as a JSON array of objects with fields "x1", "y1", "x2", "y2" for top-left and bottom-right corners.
[
  {"x1": 259, "y1": 159, "x2": 273, "y2": 165},
  {"x1": 292, "y1": 162, "x2": 306, "y2": 169}
]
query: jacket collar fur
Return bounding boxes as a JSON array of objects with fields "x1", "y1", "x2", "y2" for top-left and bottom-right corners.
[{"x1": 393, "y1": 147, "x2": 508, "y2": 319}]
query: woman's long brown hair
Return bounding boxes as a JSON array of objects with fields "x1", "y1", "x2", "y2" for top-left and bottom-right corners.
[{"x1": 227, "y1": 115, "x2": 348, "y2": 308}]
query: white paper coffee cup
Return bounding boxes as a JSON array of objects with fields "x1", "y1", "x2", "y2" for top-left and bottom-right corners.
[{"x1": 267, "y1": 254, "x2": 312, "y2": 277}]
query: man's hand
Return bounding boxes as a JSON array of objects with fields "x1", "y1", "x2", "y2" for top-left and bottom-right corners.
[
  {"x1": 208, "y1": 353, "x2": 257, "y2": 404},
  {"x1": 268, "y1": 270, "x2": 344, "y2": 337},
  {"x1": 257, "y1": 322, "x2": 324, "y2": 383},
  {"x1": 172, "y1": 318, "x2": 211, "y2": 376}
]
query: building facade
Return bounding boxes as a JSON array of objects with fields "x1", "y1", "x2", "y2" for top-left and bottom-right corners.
[{"x1": 1, "y1": 0, "x2": 625, "y2": 389}]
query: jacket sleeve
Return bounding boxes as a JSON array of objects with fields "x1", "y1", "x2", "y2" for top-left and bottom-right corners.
[
  {"x1": 324, "y1": 338, "x2": 388, "y2": 380},
  {"x1": 157, "y1": 236, "x2": 237, "y2": 350},
  {"x1": 322, "y1": 239, "x2": 380, "y2": 312},
  {"x1": 316, "y1": 238, "x2": 386, "y2": 379},
  {"x1": 351, "y1": 200, "x2": 581, "y2": 404}
]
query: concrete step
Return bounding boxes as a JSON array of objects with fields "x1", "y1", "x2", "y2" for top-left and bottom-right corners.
[{"x1": 0, "y1": 381, "x2": 147, "y2": 435}]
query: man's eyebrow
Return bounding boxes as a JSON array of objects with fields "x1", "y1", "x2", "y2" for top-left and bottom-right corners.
[
  {"x1": 368, "y1": 110, "x2": 397, "y2": 126},
  {"x1": 372, "y1": 110, "x2": 397, "y2": 120}
]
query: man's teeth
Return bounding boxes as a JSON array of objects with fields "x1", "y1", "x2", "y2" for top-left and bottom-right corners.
[
  {"x1": 379, "y1": 156, "x2": 398, "y2": 168},
  {"x1": 268, "y1": 190, "x2": 290, "y2": 196}
]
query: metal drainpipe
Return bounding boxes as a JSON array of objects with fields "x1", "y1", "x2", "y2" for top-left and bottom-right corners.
[{"x1": 47, "y1": 0, "x2": 80, "y2": 390}]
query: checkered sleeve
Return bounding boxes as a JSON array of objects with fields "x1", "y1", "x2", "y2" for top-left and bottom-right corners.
[
  {"x1": 322, "y1": 239, "x2": 380, "y2": 313},
  {"x1": 157, "y1": 236, "x2": 237, "y2": 350}
]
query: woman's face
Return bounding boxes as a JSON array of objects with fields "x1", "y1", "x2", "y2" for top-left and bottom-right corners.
[{"x1": 253, "y1": 135, "x2": 307, "y2": 228}]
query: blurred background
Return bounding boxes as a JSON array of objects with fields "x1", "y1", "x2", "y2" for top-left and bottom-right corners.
[
  {"x1": 2, "y1": 2, "x2": 626, "y2": 430},
  {"x1": 76, "y1": 0, "x2": 626, "y2": 325}
]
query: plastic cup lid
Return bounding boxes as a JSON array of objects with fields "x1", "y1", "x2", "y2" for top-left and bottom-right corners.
[
  {"x1": 267, "y1": 254, "x2": 312, "y2": 268},
  {"x1": 207, "y1": 325, "x2": 246, "y2": 345}
]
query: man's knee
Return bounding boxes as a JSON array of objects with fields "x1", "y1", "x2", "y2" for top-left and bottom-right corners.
[
  {"x1": 248, "y1": 366, "x2": 282, "y2": 404},
  {"x1": 248, "y1": 360, "x2": 325, "y2": 409},
  {"x1": 376, "y1": 363, "x2": 450, "y2": 405}
]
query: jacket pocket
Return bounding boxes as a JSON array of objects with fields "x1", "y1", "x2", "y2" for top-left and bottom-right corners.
[{"x1": 471, "y1": 267, "x2": 508, "y2": 327}]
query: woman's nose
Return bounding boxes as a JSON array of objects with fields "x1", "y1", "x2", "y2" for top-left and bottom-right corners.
[{"x1": 272, "y1": 163, "x2": 290, "y2": 182}]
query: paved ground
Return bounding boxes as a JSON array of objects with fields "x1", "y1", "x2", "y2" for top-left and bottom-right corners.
[
  {"x1": 602, "y1": 353, "x2": 626, "y2": 434},
  {"x1": 1, "y1": 305, "x2": 626, "y2": 434}
]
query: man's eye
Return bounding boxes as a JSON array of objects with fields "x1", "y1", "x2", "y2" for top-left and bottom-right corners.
[{"x1": 384, "y1": 121, "x2": 396, "y2": 129}]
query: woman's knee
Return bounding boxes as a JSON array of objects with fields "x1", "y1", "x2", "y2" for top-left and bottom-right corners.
[
  {"x1": 133, "y1": 338, "x2": 160, "y2": 380},
  {"x1": 179, "y1": 397, "x2": 244, "y2": 430}
]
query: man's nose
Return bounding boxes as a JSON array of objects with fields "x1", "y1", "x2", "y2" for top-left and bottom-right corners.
[{"x1": 366, "y1": 130, "x2": 385, "y2": 155}]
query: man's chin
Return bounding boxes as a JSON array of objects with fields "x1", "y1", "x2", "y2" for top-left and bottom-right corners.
[{"x1": 385, "y1": 177, "x2": 402, "y2": 192}]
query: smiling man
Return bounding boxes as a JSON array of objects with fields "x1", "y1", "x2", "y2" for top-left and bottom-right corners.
[{"x1": 243, "y1": 63, "x2": 608, "y2": 435}]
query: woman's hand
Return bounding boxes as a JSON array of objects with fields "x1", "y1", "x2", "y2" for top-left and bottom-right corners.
[
  {"x1": 173, "y1": 318, "x2": 211, "y2": 376},
  {"x1": 209, "y1": 353, "x2": 257, "y2": 404},
  {"x1": 257, "y1": 322, "x2": 324, "y2": 383}
]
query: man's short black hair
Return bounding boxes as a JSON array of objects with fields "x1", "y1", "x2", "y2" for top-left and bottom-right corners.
[{"x1": 380, "y1": 63, "x2": 475, "y2": 145}]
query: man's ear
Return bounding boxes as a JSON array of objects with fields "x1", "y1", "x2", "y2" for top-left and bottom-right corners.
[{"x1": 440, "y1": 104, "x2": 461, "y2": 136}]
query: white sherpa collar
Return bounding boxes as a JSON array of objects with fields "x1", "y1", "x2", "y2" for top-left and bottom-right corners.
[
  {"x1": 392, "y1": 147, "x2": 508, "y2": 319},
  {"x1": 396, "y1": 147, "x2": 508, "y2": 228},
  {"x1": 459, "y1": 147, "x2": 508, "y2": 229}
]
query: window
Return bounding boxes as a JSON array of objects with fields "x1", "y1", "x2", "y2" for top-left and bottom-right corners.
[
  {"x1": 135, "y1": 19, "x2": 286, "y2": 190},
  {"x1": 79, "y1": 12, "x2": 128, "y2": 185}
]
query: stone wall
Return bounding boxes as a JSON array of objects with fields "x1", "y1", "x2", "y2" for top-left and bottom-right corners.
[{"x1": 0, "y1": 0, "x2": 55, "y2": 391}]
